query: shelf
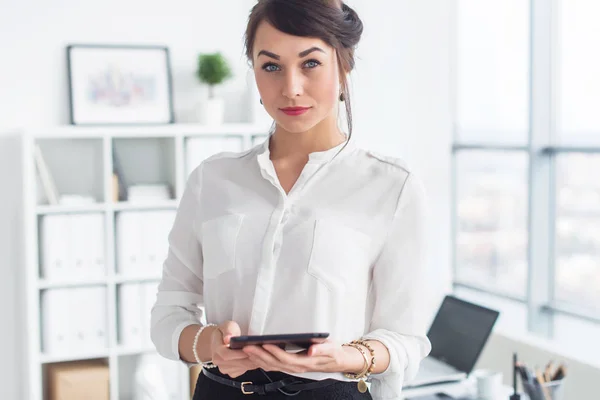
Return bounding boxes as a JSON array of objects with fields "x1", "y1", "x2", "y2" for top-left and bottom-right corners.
[
  {"x1": 40, "y1": 350, "x2": 109, "y2": 364},
  {"x1": 111, "y1": 200, "x2": 179, "y2": 212},
  {"x1": 38, "y1": 278, "x2": 108, "y2": 289},
  {"x1": 36, "y1": 203, "x2": 105, "y2": 215},
  {"x1": 32, "y1": 123, "x2": 268, "y2": 139},
  {"x1": 114, "y1": 346, "x2": 157, "y2": 357},
  {"x1": 36, "y1": 201, "x2": 180, "y2": 214},
  {"x1": 114, "y1": 275, "x2": 162, "y2": 284}
]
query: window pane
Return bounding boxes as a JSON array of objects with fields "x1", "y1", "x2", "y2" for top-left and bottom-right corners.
[
  {"x1": 558, "y1": 0, "x2": 600, "y2": 141},
  {"x1": 456, "y1": 0, "x2": 530, "y2": 143},
  {"x1": 555, "y1": 154, "x2": 600, "y2": 310},
  {"x1": 455, "y1": 151, "x2": 529, "y2": 297}
]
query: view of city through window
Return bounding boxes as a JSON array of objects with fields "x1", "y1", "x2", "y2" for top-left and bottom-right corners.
[
  {"x1": 455, "y1": 151, "x2": 528, "y2": 299},
  {"x1": 555, "y1": 154, "x2": 600, "y2": 311}
]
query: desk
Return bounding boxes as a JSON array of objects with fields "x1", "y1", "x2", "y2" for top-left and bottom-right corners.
[{"x1": 402, "y1": 377, "x2": 525, "y2": 400}]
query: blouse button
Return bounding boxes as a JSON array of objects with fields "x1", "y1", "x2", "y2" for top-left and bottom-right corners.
[{"x1": 281, "y1": 209, "x2": 290, "y2": 224}]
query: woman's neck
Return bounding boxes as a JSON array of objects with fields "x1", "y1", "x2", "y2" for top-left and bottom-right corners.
[{"x1": 269, "y1": 115, "x2": 346, "y2": 161}]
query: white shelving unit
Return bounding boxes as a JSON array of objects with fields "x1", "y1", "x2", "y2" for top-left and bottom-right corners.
[{"x1": 2, "y1": 123, "x2": 269, "y2": 400}]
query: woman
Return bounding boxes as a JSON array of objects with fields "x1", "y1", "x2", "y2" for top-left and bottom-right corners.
[{"x1": 150, "y1": 0, "x2": 432, "y2": 398}]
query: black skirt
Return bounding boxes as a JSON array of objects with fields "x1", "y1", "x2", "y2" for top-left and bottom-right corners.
[{"x1": 192, "y1": 368, "x2": 373, "y2": 400}]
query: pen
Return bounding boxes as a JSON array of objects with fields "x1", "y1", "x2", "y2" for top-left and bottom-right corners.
[
  {"x1": 535, "y1": 368, "x2": 552, "y2": 400},
  {"x1": 513, "y1": 354, "x2": 517, "y2": 393},
  {"x1": 510, "y1": 353, "x2": 521, "y2": 400},
  {"x1": 551, "y1": 363, "x2": 567, "y2": 381},
  {"x1": 543, "y1": 361, "x2": 554, "y2": 382},
  {"x1": 515, "y1": 363, "x2": 527, "y2": 383}
]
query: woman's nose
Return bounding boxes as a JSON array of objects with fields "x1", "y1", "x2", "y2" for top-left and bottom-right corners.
[{"x1": 281, "y1": 70, "x2": 304, "y2": 99}]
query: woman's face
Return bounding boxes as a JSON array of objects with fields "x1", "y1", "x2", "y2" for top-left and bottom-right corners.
[{"x1": 252, "y1": 21, "x2": 341, "y2": 134}]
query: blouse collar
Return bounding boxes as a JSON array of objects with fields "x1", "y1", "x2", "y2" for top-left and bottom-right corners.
[{"x1": 256, "y1": 133, "x2": 354, "y2": 165}]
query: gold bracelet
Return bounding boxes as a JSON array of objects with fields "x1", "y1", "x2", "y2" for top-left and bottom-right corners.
[
  {"x1": 342, "y1": 343, "x2": 369, "y2": 379},
  {"x1": 342, "y1": 343, "x2": 371, "y2": 393},
  {"x1": 351, "y1": 339, "x2": 376, "y2": 377}
]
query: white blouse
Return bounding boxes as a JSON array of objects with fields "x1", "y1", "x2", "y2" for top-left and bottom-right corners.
[{"x1": 150, "y1": 136, "x2": 432, "y2": 399}]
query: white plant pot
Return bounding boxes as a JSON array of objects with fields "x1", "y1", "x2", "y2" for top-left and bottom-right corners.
[{"x1": 196, "y1": 97, "x2": 225, "y2": 125}]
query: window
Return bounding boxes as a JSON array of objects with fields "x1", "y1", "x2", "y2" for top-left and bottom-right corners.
[
  {"x1": 554, "y1": 154, "x2": 600, "y2": 311},
  {"x1": 557, "y1": 0, "x2": 600, "y2": 142},
  {"x1": 453, "y1": 0, "x2": 530, "y2": 297},
  {"x1": 452, "y1": 0, "x2": 600, "y2": 358},
  {"x1": 553, "y1": 0, "x2": 600, "y2": 316},
  {"x1": 455, "y1": 151, "x2": 528, "y2": 298},
  {"x1": 456, "y1": 0, "x2": 530, "y2": 144}
]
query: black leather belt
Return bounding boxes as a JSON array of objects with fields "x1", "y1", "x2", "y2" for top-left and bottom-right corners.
[{"x1": 202, "y1": 368, "x2": 338, "y2": 395}]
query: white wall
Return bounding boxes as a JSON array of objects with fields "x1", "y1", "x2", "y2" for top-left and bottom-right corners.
[
  {"x1": 349, "y1": 0, "x2": 453, "y2": 316},
  {"x1": 0, "y1": 0, "x2": 452, "y2": 398}
]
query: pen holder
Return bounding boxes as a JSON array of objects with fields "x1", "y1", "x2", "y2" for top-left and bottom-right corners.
[{"x1": 522, "y1": 379, "x2": 565, "y2": 400}]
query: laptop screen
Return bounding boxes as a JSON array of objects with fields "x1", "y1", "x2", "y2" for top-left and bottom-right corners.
[{"x1": 427, "y1": 295, "x2": 500, "y2": 374}]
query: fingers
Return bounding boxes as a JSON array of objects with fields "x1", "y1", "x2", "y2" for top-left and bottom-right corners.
[
  {"x1": 218, "y1": 358, "x2": 257, "y2": 378},
  {"x1": 218, "y1": 320, "x2": 242, "y2": 345},
  {"x1": 262, "y1": 344, "x2": 295, "y2": 363},
  {"x1": 210, "y1": 321, "x2": 246, "y2": 362},
  {"x1": 207, "y1": 321, "x2": 261, "y2": 378},
  {"x1": 245, "y1": 344, "x2": 315, "y2": 374},
  {"x1": 215, "y1": 346, "x2": 250, "y2": 361},
  {"x1": 243, "y1": 345, "x2": 282, "y2": 371},
  {"x1": 308, "y1": 341, "x2": 335, "y2": 357}
]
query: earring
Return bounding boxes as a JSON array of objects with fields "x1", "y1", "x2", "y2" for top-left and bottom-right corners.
[
  {"x1": 339, "y1": 93, "x2": 345, "y2": 102},
  {"x1": 260, "y1": 99, "x2": 263, "y2": 105}
]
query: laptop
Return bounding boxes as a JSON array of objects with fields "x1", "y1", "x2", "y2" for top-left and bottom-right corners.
[{"x1": 403, "y1": 295, "x2": 500, "y2": 388}]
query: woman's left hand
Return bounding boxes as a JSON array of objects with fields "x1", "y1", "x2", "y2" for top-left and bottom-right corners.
[{"x1": 242, "y1": 340, "x2": 361, "y2": 375}]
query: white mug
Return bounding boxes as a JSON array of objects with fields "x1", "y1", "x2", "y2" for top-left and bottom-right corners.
[{"x1": 474, "y1": 369, "x2": 503, "y2": 400}]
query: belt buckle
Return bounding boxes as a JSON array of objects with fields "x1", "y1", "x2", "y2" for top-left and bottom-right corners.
[{"x1": 241, "y1": 381, "x2": 254, "y2": 395}]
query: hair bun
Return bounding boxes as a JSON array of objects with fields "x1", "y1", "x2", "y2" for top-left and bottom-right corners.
[{"x1": 340, "y1": 3, "x2": 363, "y2": 48}]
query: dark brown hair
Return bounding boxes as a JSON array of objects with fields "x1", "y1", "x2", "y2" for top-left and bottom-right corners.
[{"x1": 244, "y1": 0, "x2": 363, "y2": 142}]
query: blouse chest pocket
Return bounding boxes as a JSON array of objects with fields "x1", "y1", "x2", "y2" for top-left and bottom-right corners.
[
  {"x1": 307, "y1": 218, "x2": 373, "y2": 292},
  {"x1": 200, "y1": 214, "x2": 244, "y2": 280}
]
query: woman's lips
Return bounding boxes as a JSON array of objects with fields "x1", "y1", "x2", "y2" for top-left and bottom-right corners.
[{"x1": 280, "y1": 107, "x2": 311, "y2": 116}]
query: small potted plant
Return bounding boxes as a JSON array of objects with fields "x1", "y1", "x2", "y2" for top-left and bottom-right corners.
[{"x1": 196, "y1": 52, "x2": 233, "y2": 125}]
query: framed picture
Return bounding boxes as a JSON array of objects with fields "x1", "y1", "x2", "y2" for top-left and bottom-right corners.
[{"x1": 67, "y1": 44, "x2": 175, "y2": 125}]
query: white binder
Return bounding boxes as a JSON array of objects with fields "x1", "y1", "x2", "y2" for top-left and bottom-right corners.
[
  {"x1": 41, "y1": 289, "x2": 72, "y2": 354},
  {"x1": 119, "y1": 283, "x2": 143, "y2": 347},
  {"x1": 140, "y1": 211, "x2": 159, "y2": 277},
  {"x1": 40, "y1": 215, "x2": 70, "y2": 281},
  {"x1": 78, "y1": 287, "x2": 108, "y2": 351},
  {"x1": 69, "y1": 215, "x2": 88, "y2": 279},
  {"x1": 86, "y1": 214, "x2": 106, "y2": 278},
  {"x1": 116, "y1": 212, "x2": 143, "y2": 276}
]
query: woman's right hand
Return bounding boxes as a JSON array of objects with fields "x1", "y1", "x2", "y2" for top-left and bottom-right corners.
[{"x1": 210, "y1": 320, "x2": 257, "y2": 378}]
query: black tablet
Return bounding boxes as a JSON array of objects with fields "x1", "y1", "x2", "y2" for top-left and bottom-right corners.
[{"x1": 228, "y1": 332, "x2": 330, "y2": 351}]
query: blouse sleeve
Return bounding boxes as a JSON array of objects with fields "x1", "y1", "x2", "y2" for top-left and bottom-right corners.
[
  {"x1": 361, "y1": 172, "x2": 433, "y2": 399},
  {"x1": 150, "y1": 164, "x2": 205, "y2": 364}
]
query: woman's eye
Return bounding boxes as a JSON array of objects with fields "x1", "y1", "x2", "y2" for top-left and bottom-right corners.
[
  {"x1": 262, "y1": 63, "x2": 280, "y2": 72},
  {"x1": 304, "y1": 59, "x2": 322, "y2": 68},
  {"x1": 261, "y1": 60, "x2": 321, "y2": 72}
]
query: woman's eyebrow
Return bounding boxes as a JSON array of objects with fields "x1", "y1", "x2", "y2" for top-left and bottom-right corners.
[{"x1": 257, "y1": 47, "x2": 326, "y2": 60}]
